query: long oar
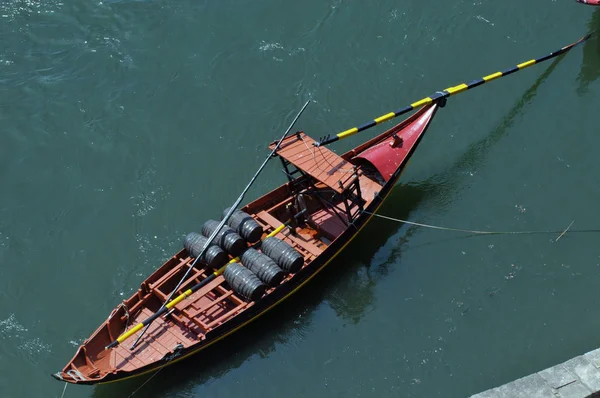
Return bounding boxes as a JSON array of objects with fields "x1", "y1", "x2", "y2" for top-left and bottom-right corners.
[
  {"x1": 110, "y1": 100, "x2": 311, "y2": 351},
  {"x1": 105, "y1": 222, "x2": 290, "y2": 350},
  {"x1": 314, "y1": 33, "x2": 591, "y2": 147}
]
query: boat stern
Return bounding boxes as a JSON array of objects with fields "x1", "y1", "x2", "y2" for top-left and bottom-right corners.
[
  {"x1": 52, "y1": 343, "x2": 113, "y2": 384},
  {"x1": 52, "y1": 304, "x2": 134, "y2": 385}
]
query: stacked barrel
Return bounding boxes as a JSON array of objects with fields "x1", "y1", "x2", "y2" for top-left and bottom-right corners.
[{"x1": 183, "y1": 208, "x2": 304, "y2": 302}]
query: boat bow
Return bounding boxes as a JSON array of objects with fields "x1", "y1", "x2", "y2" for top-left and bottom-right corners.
[{"x1": 352, "y1": 104, "x2": 438, "y2": 182}]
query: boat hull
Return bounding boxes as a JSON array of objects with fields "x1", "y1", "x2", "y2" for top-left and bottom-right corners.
[
  {"x1": 92, "y1": 178, "x2": 398, "y2": 385},
  {"x1": 53, "y1": 103, "x2": 441, "y2": 385}
]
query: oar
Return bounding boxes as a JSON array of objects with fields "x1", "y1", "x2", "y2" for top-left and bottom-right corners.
[
  {"x1": 314, "y1": 33, "x2": 591, "y2": 147},
  {"x1": 108, "y1": 100, "x2": 311, "y2": 351},
  {"x1": 105, "y1": 222, "x2": 289, "y2": 350}
]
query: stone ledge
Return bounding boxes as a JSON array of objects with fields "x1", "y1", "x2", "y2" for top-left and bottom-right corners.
[{"x1": 470, "y1": 348, "x2": 600, "y2": 398}]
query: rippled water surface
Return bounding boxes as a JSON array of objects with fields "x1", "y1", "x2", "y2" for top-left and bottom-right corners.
[{"x1": 2, "y1": 1, "x2": 600, "y2": 397}]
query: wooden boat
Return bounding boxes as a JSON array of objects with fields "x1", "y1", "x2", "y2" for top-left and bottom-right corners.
[
  {"x1": 52, "y1": 101, "x2": 442, "y2": 385},
  {"x1": 45, "y1": 32, "x2": 590, "y2": 387}
]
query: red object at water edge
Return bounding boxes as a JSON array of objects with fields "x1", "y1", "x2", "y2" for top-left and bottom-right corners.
[{"x1": 576, "y1": 0, "x2": 600, "y2": 6}]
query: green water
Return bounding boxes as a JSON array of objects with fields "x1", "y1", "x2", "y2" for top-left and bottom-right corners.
[{"x1": 2, "y1": 1, "x2": 600, "y2": 397}]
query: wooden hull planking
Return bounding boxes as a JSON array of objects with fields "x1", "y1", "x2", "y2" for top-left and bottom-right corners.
[{"x1": 53, "y1": 103, "x2": 441, "y2": 385}]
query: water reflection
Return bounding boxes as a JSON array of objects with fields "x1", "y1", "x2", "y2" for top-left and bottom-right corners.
[
  {"x1": 319, "y1": 184, "x2": 428, "y2": 325},
  {"x1": 323, "y1": 55, "x2": 565, "y2": 327},
  {"x1": 91, "y1": 288, "x2": 322, "y2": 397},
  {"x1": 396, "y1": 55, "x2": 565, "y2": 251},
  {"x1": 577, "y1": 9, "x2": 600, "y2": 94}
]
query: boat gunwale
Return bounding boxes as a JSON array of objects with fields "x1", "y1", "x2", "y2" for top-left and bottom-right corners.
[{"x1": 54, "y1": 102, "x2": 441, "y2": 385}]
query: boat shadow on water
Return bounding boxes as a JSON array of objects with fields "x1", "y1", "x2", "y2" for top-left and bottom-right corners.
[
  {"x1": 386, "y1": 54, "x2": 567, "y2": 254},
  {"x1": 90, "y1": 183, "x2": 427, "y2": 398},
  {"x1": 577, "y1": 9, "x2": 600, "y2": 94},
  {"x1": 91, "y1": 52, "x2": 566, "y2": 398}
]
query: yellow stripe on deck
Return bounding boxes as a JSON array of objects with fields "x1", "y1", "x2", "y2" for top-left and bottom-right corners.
[
  {"x1": 166, "y1": 289, "x2": 192, "y2": 309},
  {"x1": 117, "y1": 323, "x2": 144, "y2": 344}
]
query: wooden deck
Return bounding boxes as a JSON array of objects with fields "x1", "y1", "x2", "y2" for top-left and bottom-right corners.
[{"x1": 270, "y1": 133, "x2": 357, "y2": 194}]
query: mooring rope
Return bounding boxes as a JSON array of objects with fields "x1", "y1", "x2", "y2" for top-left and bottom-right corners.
[
  {"x1": 127, "y1": 365, "x2": 168, "y2": 398},
  {"x1": 363, "y1": 211, "x2": 600, "y2": 241},
  {"x1": 59, "y1": 382, "x2": 67, "y2": 398},
  {"x1": 127, "y1": 344, "x2": 183, "y2": 397}
]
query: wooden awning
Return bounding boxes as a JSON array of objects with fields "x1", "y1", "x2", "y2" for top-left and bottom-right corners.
[{"x1": 269, "y1": 132, "x2": 355, "y2": 194}]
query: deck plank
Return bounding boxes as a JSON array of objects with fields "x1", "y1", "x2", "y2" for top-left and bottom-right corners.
[{"x1": 270, "y1": 133, "x2": 356, "y2": 194}]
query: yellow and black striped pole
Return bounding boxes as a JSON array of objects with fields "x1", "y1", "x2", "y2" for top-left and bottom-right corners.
[{"x1": 315, "y1": 33, "x2": 591, "y2": 147}]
